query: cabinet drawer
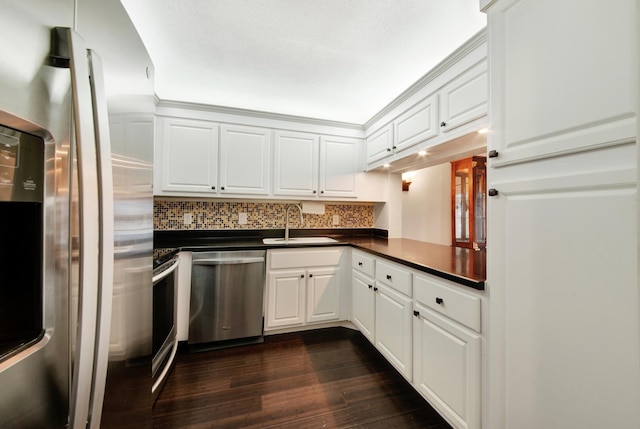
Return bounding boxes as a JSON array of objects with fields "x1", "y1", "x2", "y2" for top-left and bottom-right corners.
[
  {"x1": 414, "y1": 274, "x2": 480, "y2": 332},
  {"x1": 376, "y1": 259, "x2": 412, "y2": 296},
  {"x1": 351, "y1": 251, "x2": 375, "y2": 277},
  {"x1": 269, "y1": 248, "x2": 343, "y2": 269}
]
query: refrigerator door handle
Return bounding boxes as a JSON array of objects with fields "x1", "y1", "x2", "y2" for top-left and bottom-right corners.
[
  {"x1": 87, "y1": 49, "x2": 115, "y2": 429},
  {"x1": 66, "y1": 28, "x2": 102, "y2": 429}
]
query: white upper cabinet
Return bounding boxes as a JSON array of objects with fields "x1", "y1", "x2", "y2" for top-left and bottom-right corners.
[
  {"x1": 366, "y1": 123, "x2": 394, "y2": 164},
  {"x1": 156, "y1": 117, "x2": 218, "y2": 194},
  {"x1": 273, "y1": 131, "x2": 359, "y2": 199},
  {"x1": 273, "y1": 130, "x2": 319, "y2": 197},
  {"x1": 364, "y1": 36, "x2": 488, "y2": 171},
  {"x1": 155, "y1": 115, "x2": 369, "y2": 199},
  {"x1": 439, "y1": 60, "x2": 487, "y2": 134},
  {"x1": 394, "y1": 94, "x2": 438, "y2": 152},
  {"x1": 488, "y1": 0, "x2": 635, "y2": 167},
  {"x1": 319, "y1": 136, "x2": 359, "y2": 198},
  {"x1": 365, "y1": 95, "x2": 438, "y2": 166},
  {"x1": 219, "y1": 124, "x2": 271, "y2": 195}
]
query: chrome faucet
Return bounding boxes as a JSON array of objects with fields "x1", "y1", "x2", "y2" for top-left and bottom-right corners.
[{"x1": 284, "y1": 204, "x2": 303, "y2": 241}]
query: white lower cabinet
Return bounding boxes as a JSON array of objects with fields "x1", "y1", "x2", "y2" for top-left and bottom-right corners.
[
  {"x1": 351, "y1": 270, "x2": 375, "y2": 343},
  {"x1": 374, "y1": 283, "x2": 413, "y2": 381},
  {"x1": 350, "y1": 250, "x2": 484, "y2": 429},
  {"x1": 265, "y1": 248, "x2": 344, "y2": 331},
  {"x1": 351, "y1": 250, "x2": 413, "y2": 381},
  {"x1": 413, "y1": 302, "x2": 481, "y2": 429},
  {"x1": 266, "y1": 269, "x2": 306, "y2": 328},
  {"x1": 306, "y1": 267, "x2": 341, "y2": 323}
]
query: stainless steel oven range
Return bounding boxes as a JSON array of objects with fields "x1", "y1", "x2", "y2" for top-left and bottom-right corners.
[{"x1": 152, "y1": 256, "x2": 179, "y2": 403}]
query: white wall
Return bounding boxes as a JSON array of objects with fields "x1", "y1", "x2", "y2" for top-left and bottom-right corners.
[
  {"x1": 374, "y1": 174, "x2": 403, "y2": 238},
  {"x1": 401, "y1": 162, "x2": 451, "y2": 245}
]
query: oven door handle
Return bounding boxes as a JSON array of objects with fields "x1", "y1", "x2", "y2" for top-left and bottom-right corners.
[
  {"x1": 192, "y1": 257, "x2": 265, "y2": 265},
  {"x1": 152, "y1": 259, "x2": 179, "y2": 284}
]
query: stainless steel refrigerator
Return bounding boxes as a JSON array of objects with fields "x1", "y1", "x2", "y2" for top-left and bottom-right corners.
[{"x1": 0, "y1": 1, "x2": 154, "y2": 428}]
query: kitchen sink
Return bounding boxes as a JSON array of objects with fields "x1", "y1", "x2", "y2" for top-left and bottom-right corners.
[{"x1": 262, "y1": 237, "x2": 338, "y2": 245}]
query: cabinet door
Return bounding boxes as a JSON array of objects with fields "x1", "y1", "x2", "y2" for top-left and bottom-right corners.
[
  {"x1": 413, "y1": 303, "x2": 481, "y2": 429},
  {"x1": 486, "y1": 1, "x2": 640, "y2": 428},
  {"x1": 266, "y1": 269, "x2": 305, "y2": 328},
  {"x1": 366, "y1": 124, "x2": 393, "y2": 164},
  {"x1": 306, "y1": 267, "x2": 340, "y2": 324},
  {"x1": 158, "y1": 117, "x2": 218, "y2": 194},
  {"x1": 439, "y1": 60, "x2": 488, "y2": 134},
  {"x1": 319, "y1": 136, "x2": 358, "y2": 198},
  {"x1": 351, "y1": 271, "x2": 375, "y2": 343},
  {"x1": 394, "y1": 94, "x2": 438, "y2": 152},
  {"x1": 489, "y1": 162, "x2": 638, "y2": 429},
  {"x1": 219, "y1": 124, "x2": 270, "y2": 195},
  {"x1": 374, "y1": 283, "x2": 412, "y2": 381},
  {"x1": 487, "y1": 0, "x2": 634, "y2": 167},
  {"x1": 273, "y1": 130, "x2": 318, "y2": 197}
]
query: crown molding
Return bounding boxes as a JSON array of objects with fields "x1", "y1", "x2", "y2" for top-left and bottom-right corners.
[
  {"x1": 363, "y1": 28, "x2": 487, "y2": 130},
  {"x1": 156, "y1": 99, "x2": 364, "y2": 131},
  {"x1": 480, "y1": 0, "x2": 498, "y2": 12}
]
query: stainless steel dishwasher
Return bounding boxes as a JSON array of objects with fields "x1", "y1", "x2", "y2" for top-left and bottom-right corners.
[{"x1": 189, "y1": 250, "x2": 266, "y2": 348}]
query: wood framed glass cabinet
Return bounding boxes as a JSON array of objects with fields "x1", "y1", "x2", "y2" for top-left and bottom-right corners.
[{"x1": 451, "y1": 156, "x2": 486, "y2": 249}]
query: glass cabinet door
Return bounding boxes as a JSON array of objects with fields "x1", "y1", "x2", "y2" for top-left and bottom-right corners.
[
  {"x1": 453, "y1": 162, "x2": 471, "y2": 245},
  {"x1": 451, "y1": 156, "x2": 486, "y2": 249},
  {"x1": 474, "y1": 162, "x2": 486, "y2": 246}
]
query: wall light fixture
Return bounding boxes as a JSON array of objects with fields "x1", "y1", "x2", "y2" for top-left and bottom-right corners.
[{"x1": 402, "y1": 171, "x2": 416, "y2": 191}]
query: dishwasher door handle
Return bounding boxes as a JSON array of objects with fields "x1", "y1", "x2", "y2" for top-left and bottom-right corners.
[{"x1": 192, "y1": 257, "x2": 265, "y2": 265}]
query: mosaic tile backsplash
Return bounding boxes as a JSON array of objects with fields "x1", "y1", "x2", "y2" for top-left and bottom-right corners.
[{"x1": 154, "y1": 199, "x2": 374, "y2": 230}]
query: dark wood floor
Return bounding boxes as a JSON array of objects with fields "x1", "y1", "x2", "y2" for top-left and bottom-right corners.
[{"x1": 153, "y1": 327, "x2": 452, "y2": 429}]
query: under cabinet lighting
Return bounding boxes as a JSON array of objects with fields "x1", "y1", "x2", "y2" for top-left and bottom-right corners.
[
  {"x1": 383, "y1": 163, "x2": 391, "y2": 168},
  {"x1": 418, "y1": 150, "x2": 427, "y2": 156},
  {"x1": 478, "y1": 127, "x2": 489, "y2": 134}
]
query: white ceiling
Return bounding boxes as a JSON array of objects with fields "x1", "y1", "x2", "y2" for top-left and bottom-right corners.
[{"x1": 120, "y1": 0, "x2": 486, "y2": 124}]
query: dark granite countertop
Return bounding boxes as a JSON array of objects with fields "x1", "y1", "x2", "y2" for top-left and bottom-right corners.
[
  {"x1": 154, "y1": 229, "x2": 485, "y2": 290},
  {"x1": 347, "y1": 237, "x2": 485, "y2": 289}
]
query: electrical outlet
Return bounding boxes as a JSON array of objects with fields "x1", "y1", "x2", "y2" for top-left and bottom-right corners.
[
  {"x1": 238, "y1": 212, "x2": 248, "y2": 225},
  {"x1": 332, "y1": 215, "x2": 340, "y2": 225},
  {"x1": 183, "y1": 212, "x2": 193, "y2": 225}
]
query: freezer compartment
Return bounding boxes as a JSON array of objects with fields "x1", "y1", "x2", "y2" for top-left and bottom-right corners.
[{"x1": 188, "y1": 250, "x2": 266, "y2": 346}]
